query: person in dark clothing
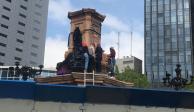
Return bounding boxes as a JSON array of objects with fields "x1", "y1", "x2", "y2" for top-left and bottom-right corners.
[
  {"x1": 109, "y1": 47, "x2": 116, "y2": 77},
  {"x1": 95, "y1": 44, "x2": 103, "y2": 73},
  {"x1": 73, "y1": 27, "x2": 82, "y2": 48},
  {"x1": 83, "y1": 46, "x2": 89, "y2": 72}
]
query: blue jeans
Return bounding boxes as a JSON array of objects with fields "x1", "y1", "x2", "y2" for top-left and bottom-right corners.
[
  {"x1": 110, "y1": 58, "x2": 115, "y2": 75},
  {"x1": 84, "y1": 53, "x2": 89, "y2": 71}
]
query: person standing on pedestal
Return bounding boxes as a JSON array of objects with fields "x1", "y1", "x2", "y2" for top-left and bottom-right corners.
[
  {"x1": 88, "y1": 44, "x2": 95, "y2": 71},
  {"x1": 83, "y1": 46, "x2": 89, "y2": 72},
  {"x1": 109, "y1": 47, "x2": 116, "y2": 77},
  {"x1": 95, "y1": 44, "x2": 103, "y2": 73}
]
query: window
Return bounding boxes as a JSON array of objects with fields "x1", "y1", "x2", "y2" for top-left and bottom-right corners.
[
  {"x1": 3, "y1": 6, "x2": 11, "y2": 11},
  {"x1": 0, "y1": 62, "x2": 4, "y2": 66},
  {"x1": 18, "y1": 21, "x2": 26, "y2": 26},
  {"x1": 171, "y1": 0, "x2": 176, "y2": 10},
  {"x1": 16, "y1": 39, "x2": 24, "y2": 43},
  {"x1": 30, "y1": 61, "x2": 37, "y2": 65},
  {"x1": 35, "y1": 4, "x2": 42, "y2": 8},
  {"x1": 1, "y1": 24, "x2": 8, "y2": 29},
  {"x1": 17, "y1": 30, "x2": 24, "y2": 35},
  {"x1": 186, "y1": 41, "x2": 191, "y2": 49},
  {"x1": 177, "y1": 0, "x2": 183, "y2": 10},
  {"x1": 0, "y1": 42, "x2": 7, "y2": 47},
  {"x1": 184, "y1": 10, "x2": 190, "y2": 22},
  {"x1": 16, "y1": 48, "x2": 23, "y2": 52},
  {"x1": 184, "y1": 0, "x2": 190, "y2": 9},
  {"x1": 0, "y1": 52, "x2": 5, "y2": 56},
  {"x1": 179, "y1": 55, "x2": 184, "y2": 63},
  {"x1": 32, "y1": 44, "x2": 38, "y2": 49},
  {"x1": 19, "y1": 13, "x2": 26, "y2": 18},
  {"x1": 18, "y1": 21, "x2": 25, "y2": 27},
  {"x1": 166, "y1": 56, "x2": 171, "y2": 64},
  {"x1": 171, "y1": 24, "x2": 177, "y2": 36},
  {"x1": 32, "y1": 36, "x2": 39, "y2": 40},
  {"x1": 165, "y1": 25, "x2": 171, "y2": 36},
  {"x1": 123, "y1": 60, "x2": 133, "y2": 64},
  {"x1": 5, "y1": 0, "x2": 11, "y2": 3},
  {"x1": 33, "y1": 28, "x2": 40, "y2": 32},
  {"x1": 186, "y1": 55, "x2": 191, "y2": 64},
  {"x1": 0, "y1": 33, "x2": 7, "y2": 38},
  {"x1": 158, "y1": 0, "x2": 163, "y2": 5},
  {"x1": 15, "y1": 57, "x2": 22, "y2": 61},
  {"x1": 171, "y1": 11, "x2": 177, "y2": 23},
  {"x1": 20, "y1": 5, "x2": 27, "y2": 10},
  {"x1": 35, "y1": 12, "x2": 42, "y2": 16},
  {"x1": 34, "y1": 20, "x2": 41, "y2": 24},
  {"x1": 185, "y1": 23, "x2": 191, "y2": 35},
  {"x1": 1, "y1": 15, "x2": 9, "y2": 20},
  {"x1": 31, "y1": 52, "x2": 37, "y2": 57}
]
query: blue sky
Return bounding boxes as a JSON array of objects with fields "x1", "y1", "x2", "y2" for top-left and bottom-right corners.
[{"x1": 44, "y1": 0, "x2": 144, "y2": 68}]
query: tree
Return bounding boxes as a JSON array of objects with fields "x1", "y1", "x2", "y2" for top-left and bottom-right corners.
[
  {"x1": 115, "y1": 65, "x2": 119, "y2": 75},
  {"x1": 116, "y1": 66, "x2": 150, "y2": 88},
  {"x1": 185, "y1": 83, "x2": 194, "y2": 91}
]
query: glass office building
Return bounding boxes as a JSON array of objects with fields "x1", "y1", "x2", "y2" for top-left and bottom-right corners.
[{"x1": 145, "y1": 0, "x2": 193, "y2": 82}]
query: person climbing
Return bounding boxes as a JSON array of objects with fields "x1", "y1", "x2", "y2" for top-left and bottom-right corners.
[
  {"x1": 95, "y1": 44, "x2": 103, "y2": 73},
  {"x1": 83, "y1": 46, "x2": 89, "y2": 72},
  {"x1": 88, "y1": 43, "x2": 95, "y2": 71},
  {"x1": 109, "y1": 47, "x2": 116, "y2": 77}
]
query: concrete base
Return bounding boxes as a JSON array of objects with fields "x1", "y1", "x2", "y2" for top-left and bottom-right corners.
[{"x1": 0, "y1": 99, "x2": 193, "y2": 112}]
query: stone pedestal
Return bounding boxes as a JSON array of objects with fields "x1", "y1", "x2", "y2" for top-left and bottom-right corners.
[{"x1": 66, "y1": 8, "x2": 105, "y2": 56}]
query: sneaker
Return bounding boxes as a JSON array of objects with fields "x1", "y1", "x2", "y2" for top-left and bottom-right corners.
[{"x1": 110, "y1": 76, "x2": 115, "y2": 79}]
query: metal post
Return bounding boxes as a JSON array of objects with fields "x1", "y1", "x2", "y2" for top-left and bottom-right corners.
[
  {"x1": 7, "y1": 69, "x2": 9, "y2": 80},
  {"x1": 117, "y1": 32, "x2": 120, "y2": 59},
  {"x1": 152, "y1": 72, "x2": 154, "y2": 88},
  {"x1": 92, "y1": 70, "x2": 95, "y2": 86},
  {"x1": 84, "y1": 70, "x2": 86, "y2": 86},
  {"x1": 131, "y1": 31, "x2": 133, "y2": 57},
  {"x1": 0, "y1": 68, "x2": 2, "y2": 80}
]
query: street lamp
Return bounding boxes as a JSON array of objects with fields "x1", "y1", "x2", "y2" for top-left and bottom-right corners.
[
  {"x1": 163, "y1": 64, "x2": 194, "y2": 90},
  {"x1": 13, "y1": 62, "x2": 44, "y2": 81}
]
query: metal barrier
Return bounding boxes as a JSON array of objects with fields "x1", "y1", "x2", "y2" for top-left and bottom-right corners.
[{"x1": 0, "y1": 68, "x2": 56, "y2": 81}]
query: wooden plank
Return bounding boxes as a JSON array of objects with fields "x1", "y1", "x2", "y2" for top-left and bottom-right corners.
[
  {"x1": 72, "y1": 73, "x2": 107, "y2": 81},
  {"x1": 46, "y1": 81, "x2": 73, "y2": 84},
  {"x1": 34, "y1": 73, "x2": 134, "y2": 88},
  {"x1": 35, "y1": 74, "x2": 73, "y2": 83},
  {"x1": 74, "y1": 79, "x2": 103, "y2": 84},
  {"x1": 104, "y1": 77, "x2": 134, "y2": 87}
]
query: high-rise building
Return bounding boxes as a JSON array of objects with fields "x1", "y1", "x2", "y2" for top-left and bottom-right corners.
[
  {"x1": 116, "y1": 56, "x2": 142, "y2": 74},
  {"x1": 145, "y1": 0, "x2": 193, "y2": 82},
  {"x1": 0, "y1": 0, "x2": 49, "y2": 67}
]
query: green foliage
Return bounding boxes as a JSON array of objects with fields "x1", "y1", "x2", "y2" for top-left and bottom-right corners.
[
  {"x1": 115, "y1": 65, "x2": 119, "y2": 75},
  {"x1": 185, "y1": 83, "x2": 194, "y2": 91},
  {"x1": 116, "y1": 66, "x2": 150, "y2": 88}
]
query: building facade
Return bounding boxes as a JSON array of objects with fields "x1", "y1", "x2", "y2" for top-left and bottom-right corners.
[
  {"x1": 145, "y1": 0, "x2": 193, "y2": 82},
  {"x1": 116, "y1": 56, "x2": 142, "y2": 74},
  {"x1": 0, "y1": 0, "x2": 49, "y2": 67}
]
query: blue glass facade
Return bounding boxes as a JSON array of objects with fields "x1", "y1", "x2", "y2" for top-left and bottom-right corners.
[{"x1": 145, "y1": 0, "x2": 193, "y2": 82}]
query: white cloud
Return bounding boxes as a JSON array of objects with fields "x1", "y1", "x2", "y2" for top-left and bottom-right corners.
[
  {"x1": 101, "y1": 31, "x2": 144, "y2": 72},
  {"x1": 48, "y1": 0, "x2": 76, "y2": 23},
  {"x1": 101, "y1": 31, "x2": 144, "y2": 60},
  {"x1": 44, "y1": 35, "x2": 68, "y2": 68},
  {"x1": 103, "y1": 14, "x2": 130, "y2": 32}
]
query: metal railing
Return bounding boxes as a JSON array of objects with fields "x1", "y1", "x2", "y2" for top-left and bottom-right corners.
[{"x1": 0, "y1": 68, "x2": 56, "y2": 81}]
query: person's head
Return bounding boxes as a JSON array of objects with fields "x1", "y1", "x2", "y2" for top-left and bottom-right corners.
[
  {"x1": 83, "y1": 46, "x2": 88, "y2": 52},
  {"x1": 110, "y1": 47, "x2": 114, "y2": 50},
  {"x1": 90, "y1": 43, "x2": 95, "y2": 48},
  {"x1": 97, "y1": 44, "x2": 101, "y2": 47}
]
